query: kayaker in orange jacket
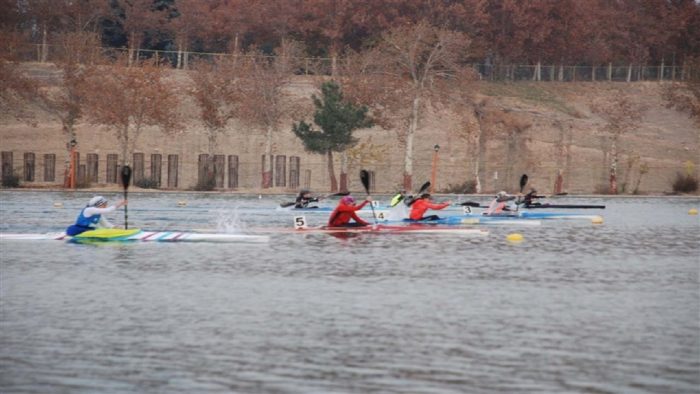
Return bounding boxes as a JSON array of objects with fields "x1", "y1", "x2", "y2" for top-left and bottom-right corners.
[
  {"x1": 328, "y1": 195, "x2": 372, "y2": 227},
  {"x1": 409, "y1": 193, "x2": 452, "y2": 221}
]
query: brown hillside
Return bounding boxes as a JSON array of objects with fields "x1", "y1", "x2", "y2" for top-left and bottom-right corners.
[{"x1": 0, "y1": 63, "x2": 698, "y2": 195}]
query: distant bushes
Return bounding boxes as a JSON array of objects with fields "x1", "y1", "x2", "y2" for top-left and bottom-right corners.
[
  {"x1": 672, "y1": 173, "x2": 698, "y2": 193},
  {"x1": 440, "y1": 180, "x2": 477, "y2": 194},
  {"x1": 194, "y1": 175, "x2": 216, "y2": 191},
  {"x1": 1, "y1": 174, "x2": 20, "y2": 188},
  {"x1": 135, "y1": 177, "x2": 160, "y2": 189}
]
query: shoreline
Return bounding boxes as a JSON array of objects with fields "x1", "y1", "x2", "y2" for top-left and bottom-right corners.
[{"x1": 1, "y1": 187, "x2": 698, "y2": 199}]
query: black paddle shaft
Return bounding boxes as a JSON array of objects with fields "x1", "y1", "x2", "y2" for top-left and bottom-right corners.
[
  {"x1": 121, "y1": 165, "x2": 132, "y2": 229},
  {"x1": 360, "y1": 170, "x2": 377, "y2": 224}
]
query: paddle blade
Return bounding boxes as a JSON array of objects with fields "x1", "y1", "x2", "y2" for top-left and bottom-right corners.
[
  {"x1": 519, "y1": 174, "x2": 528, "y2": 192},
  {"x1": 280, "y1": 202, "x2": 296, "y2": 208},
  {"x1": 417, "y1": 181, "x2": 431, "y2": 196},
  {"x1": 360, "y1": 170, "x2": 370, "y2": 194},
  {"x1": 121, "y1": 165, "x2": 132, "y2": 189}
]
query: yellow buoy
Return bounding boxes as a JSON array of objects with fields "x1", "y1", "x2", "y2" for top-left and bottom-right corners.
[
  {"x1": 177, "y1": 200, "x2": 187, "y2": 207},
  {"x1": 506, "y1": 233, "x2": 523, "y2": 243},
  {"x1": 53, "y1": 202, "x2": 64, "y2": 208},
  {"x1": 689, "y1": 208, "x2": 698, "y2": 215},
  {"x1": 591, "y1": 216, "x2": 604, "y2": 224}
]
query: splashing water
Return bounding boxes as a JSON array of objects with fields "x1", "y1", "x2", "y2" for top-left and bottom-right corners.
[{"x1": 214, "y1": 206, "x2": 247, "y2": 233}]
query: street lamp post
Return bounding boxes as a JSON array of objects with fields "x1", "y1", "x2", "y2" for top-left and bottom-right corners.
[{"x1": 431, "y1": 144, "x2": 440, "y2": 193}]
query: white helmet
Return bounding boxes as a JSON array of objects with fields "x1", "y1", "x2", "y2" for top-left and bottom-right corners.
[{"x1": 88, "y1": 196, "x2": 107, "y2": 207}]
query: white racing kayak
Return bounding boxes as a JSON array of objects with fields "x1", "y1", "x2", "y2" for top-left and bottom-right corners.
[{"x1": 0, "y1": 228, "x2": 269, "y2": 243}]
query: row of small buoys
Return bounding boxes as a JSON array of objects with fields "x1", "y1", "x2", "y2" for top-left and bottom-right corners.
[
  {"x1": 177, "y1": 200, "x2": 187, "y2": 207},
  {"x1": 689, "y1": 208, "x2": 698, "y2": 215},
  {"x1": 591, "y1": 216, "x2": 604, "y2": 224},
  {"x1": 53, "y1": 202, "x2": 64, "y2": 208}
]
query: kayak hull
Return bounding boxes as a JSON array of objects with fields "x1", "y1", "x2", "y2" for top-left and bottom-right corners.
[
  {"x1": 256, "y1": 224, "x2": 489, "y2": 236},
  {"x1": 392, "y1": 217, "x2": 541, "y2": 226},
  {"x1": 1, "y1": 229, "x2": 269, "y2": 243}
]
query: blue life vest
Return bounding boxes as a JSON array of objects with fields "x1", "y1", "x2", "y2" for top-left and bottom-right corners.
[{"x1": 75, "y1": 208, "x2": 101, "y2": 227}]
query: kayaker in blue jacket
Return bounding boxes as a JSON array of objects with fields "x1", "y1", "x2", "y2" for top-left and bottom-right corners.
[{"x1": 66, "y1": 196, "x2": 127, "y2": 236}]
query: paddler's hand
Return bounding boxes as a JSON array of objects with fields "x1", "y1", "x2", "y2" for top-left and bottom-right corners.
[
  {"x1": 117, "y1": 199, "x2": 127, "y2": 208},
  {"x1": 365, "y1": 196, "x2": 372, "y2": 202}
]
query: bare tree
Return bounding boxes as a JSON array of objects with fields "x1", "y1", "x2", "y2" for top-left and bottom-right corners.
[
  {"x1": 112, "y1": 0, "x2": 167, "y2": 66},
  {"x1": 1, "y1": 57, "x2": 90, "y2": 186},
  {"x1": 188, "y1": 57, "x2": 242, "y2": 186},
  {"x1": 591, "y1": 90, "x2": 645, "y2": 194},
  {"x1": 371, "y1": 21, "x2": 475, "y2": 189},
  {"x1": 80, "y1": 57, "x2": 181, "y2": 166},
  {"x1": 0, "y1": 59, "x2": 40, "y2": 122},
  {"x1": 232, "y1": 39, "x2": 302, "y2": 188}
]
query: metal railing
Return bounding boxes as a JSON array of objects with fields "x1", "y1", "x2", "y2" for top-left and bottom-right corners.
[{"x1": 7, "y1": 42, "x2": 695, "y2": 82}]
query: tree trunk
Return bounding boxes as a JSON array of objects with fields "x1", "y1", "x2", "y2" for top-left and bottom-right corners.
[
  {"x1": 558, "y1": 64, "x2": 564, "y2": 81},
  {"x1": 177, "y1": 41, "x2": 183, "y2": 69},
  {"x1": 554, "y1": 169, "x2": 564, "y2": 194},
  {"x1": 128, "y1": 32, "x2": 134, "y2": 66},
  {"x1": 473, "y1": 104, "x2": 486, "y2": 193},
  {"x1": 339, "y1": 151, "x2": 348, "y2": 192},
  {"x1": 505, "y1": 130, "x2": 518, "y2": 188},
  {"x1": 327, "y1": 151, "x2": 338, "y2": 192},
  {"x1": 564, "y1": 124, "x2": 573, "y2": 192},
  {"x1": 609, "y1": 136, "x2": 618, "y2": 194},
  {"x1": 41, "y1": 25, "x2": 48, "y2": 63},
  {"x1": 598, "y1": 135, "x2": 610, "y2": 190},
  {"x1": 554, "y1": 122, "x2": 566, "y2": 194},
  {"x1": 403, "y1": 95, "x2": 420, "y2": 190},
  {"x1": 62, "y1": 125, "x2": 77, "y2": 188},
  {"x1": 262, "y1": 125, "x2": 274, "y2": 188},
  {"x1": 626, "y1": 64, "x2": 632, "y2": 82}
]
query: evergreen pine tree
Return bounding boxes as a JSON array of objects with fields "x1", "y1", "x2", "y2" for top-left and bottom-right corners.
[{"x1": 292, "y1": 81, "x2": 373, "y2": 191}]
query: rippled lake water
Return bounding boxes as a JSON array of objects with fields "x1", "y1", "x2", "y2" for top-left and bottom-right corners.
[{"x1": 1, "y1": 191, "x2": 699, "y2": 393}]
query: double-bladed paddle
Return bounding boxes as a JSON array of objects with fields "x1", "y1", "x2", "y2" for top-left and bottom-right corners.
[
  {"x1": 460, "y1": 174, "x2": 528, "y2": 209},
  {"x1": 404, "y1": 181, "x2": 432, "y2": 206},
  {"x1": 120, "y1": 165, "x2": 131, "y2": 229},
  {"x1": 519, "y1": 174, "x2": 528, "y2": 193},
  {"x1": 279, "y1": 191, "x2": 351, "y2": 208}
]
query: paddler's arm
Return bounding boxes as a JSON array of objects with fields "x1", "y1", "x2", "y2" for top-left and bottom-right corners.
[
  {"x1": 98, "y1": 215, "x2": 115, "y2": 229},
  {"x1": 429, "y1": 201, "x2": 452, "y2": 210},
  {"x1": 354, "y1": 198, "x2": 371, "y2": 210},
  {"x1": 350, "y1": 211, "x2": 370, "y2": 226}
]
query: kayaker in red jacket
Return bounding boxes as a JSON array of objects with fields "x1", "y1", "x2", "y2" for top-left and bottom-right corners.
[
  {"x1": 328, "y1": 195, "x2": 371, "y2": 227},
  {"x1": 409, "y1": 193, "x2": 452, "y2": 221}
]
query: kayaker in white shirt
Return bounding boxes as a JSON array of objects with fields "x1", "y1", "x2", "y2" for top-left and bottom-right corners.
[
  {"x1": 484, "y1": 191, "x2": 517, "y2": 215},
  {"x1": 65, "y1": 196, "x2": 127, "y2": 236}
]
